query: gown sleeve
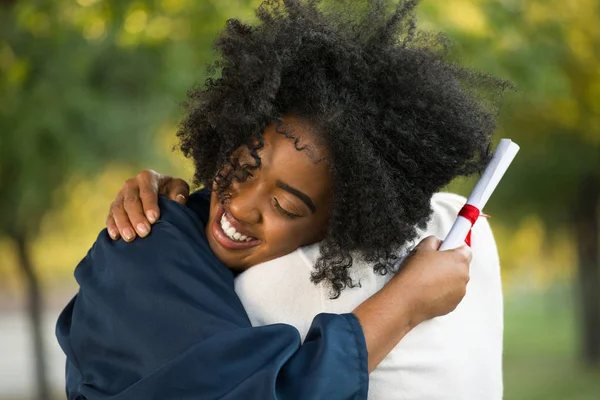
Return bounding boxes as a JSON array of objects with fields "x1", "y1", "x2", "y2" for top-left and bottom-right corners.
[{"x1": 55, "y1": 197, "x2": 368, "y2": 400}]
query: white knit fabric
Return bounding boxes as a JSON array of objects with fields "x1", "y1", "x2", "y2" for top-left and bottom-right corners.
[{"x1": 234, "y1": 192, "x2": 503, "y2": 399}]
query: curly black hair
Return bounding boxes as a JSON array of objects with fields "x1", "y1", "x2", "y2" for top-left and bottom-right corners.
[{"x1": 177, "y1": 0, "x2": 510, "y2": 298}]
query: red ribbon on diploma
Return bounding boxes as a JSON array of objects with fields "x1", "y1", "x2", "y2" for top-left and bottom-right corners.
[{"x1": 457, "y1": 204, "x2": 488, "y2": 246}]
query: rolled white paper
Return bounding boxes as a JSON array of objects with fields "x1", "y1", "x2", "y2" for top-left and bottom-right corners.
[{"x1": 439, "y1": 139, "x2": 520, "y2": 251}]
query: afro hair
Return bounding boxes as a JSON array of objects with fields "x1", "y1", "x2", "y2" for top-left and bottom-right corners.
[{"x1": 177, "y1": 0, "x2": 510, "y2": 298}]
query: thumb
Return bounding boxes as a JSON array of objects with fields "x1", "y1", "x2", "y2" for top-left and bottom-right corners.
[
  {"x1": 449, "y1": 244, "x2": 473, "y2": 264},
  {"x1": 416, "y1": 235, "x2": 442, "y2": 251},
  {"x1": 168, "y1": 178, "x2": 190, "y2": 205}
]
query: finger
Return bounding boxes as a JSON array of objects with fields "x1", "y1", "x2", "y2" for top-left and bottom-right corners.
[
  {"x1": 168, "y1": 179, "x2": 190, "y2": 204},
  {"x1": 122, "y1": 184, "x2": 151, "y2": 238},
  {"x1": 105, "y1": 213, "x2": 120, "y2": 240},
  {"x1": 137, "y1": 170, "x2": 161, "y2": 224},
  {"x1": 112, "y1": 195, "x2": 137, "y2": 242}
]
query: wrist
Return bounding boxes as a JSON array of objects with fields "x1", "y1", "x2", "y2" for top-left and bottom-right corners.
[
  {"x1": 353, "y1": 280, "x2": 417, "y2": 372},
  {"x1": 385, "y1": 273, "x2": 423, "y2": 329}
]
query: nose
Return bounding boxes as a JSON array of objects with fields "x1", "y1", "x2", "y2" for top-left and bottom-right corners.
[{"x1": 228, "y1": 184, "x2": 262, "y2": 225}]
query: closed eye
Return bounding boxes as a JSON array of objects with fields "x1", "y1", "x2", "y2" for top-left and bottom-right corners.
[{"x1": 273, "y1": 198, "x2": 301, "y2": 219}]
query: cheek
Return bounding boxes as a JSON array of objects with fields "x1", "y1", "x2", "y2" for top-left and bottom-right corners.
[{"x1": 261, "y1": 217, "x2": 309, "y2": 253}]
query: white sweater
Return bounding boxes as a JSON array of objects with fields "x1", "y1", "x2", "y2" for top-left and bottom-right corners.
[{"x1": 234, "y1": 193, "x2": 503, "y2": 400}]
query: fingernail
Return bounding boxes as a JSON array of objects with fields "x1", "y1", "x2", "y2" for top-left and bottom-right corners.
[
  {"x1": 147, "y1": 211, "x2": 157, "y2": 223},
  {"x1": 108, "y1": 229, "x2": 117, "y2": 239},
  {"x1": 137, "y1": 223, "x2": 149, "y2": 236},
  {"x1": 123, "y1": 228, "x2": 134, "y2": 241}
]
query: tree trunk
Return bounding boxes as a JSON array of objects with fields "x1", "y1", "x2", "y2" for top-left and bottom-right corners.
[
  {"x1": 14, "y1": 234, "x2": 50, "y2": 400},
  {"x1": 573, "y1": 172, "x2": 600, "y2": 366}
]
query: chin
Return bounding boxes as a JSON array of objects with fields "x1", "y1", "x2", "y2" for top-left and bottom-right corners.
[
  {"x1": 224, "y1": 262, "x2": 252, "y2": 272},
  {"x1": 204, "y1": 232, "x2": 249, "y2": 270}
]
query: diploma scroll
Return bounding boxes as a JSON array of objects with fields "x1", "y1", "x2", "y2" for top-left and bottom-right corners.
[{"x1": 439, "y1": 139, "x2": 520, "y2": 251}]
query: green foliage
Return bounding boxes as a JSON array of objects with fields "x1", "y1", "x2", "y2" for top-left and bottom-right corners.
[
  {"x1": 421, "y1": 0, "x2": 600, "y2": 229},
  {"x1": 0, "y1": 0, "x2": 254, "y2": 239}
]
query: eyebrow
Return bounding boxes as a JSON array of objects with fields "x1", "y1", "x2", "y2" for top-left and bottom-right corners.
[{"x1": 275, "y1": 180, "x2": 316, "y2": 213}]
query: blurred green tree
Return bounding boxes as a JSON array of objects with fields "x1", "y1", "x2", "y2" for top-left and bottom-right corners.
[
  {"x1": 0, "y1": 0, "x2": 253, "y2": 397},
  {"x1": 423, "y1": 0, "x2": 600, "y2": 365}
]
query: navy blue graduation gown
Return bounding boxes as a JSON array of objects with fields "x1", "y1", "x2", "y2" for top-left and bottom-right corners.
[{"x1": 56, "y1": 190, "x2": 368, "y2": 399}]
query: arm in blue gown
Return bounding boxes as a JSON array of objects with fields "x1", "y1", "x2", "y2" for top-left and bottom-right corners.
[{"x1": 56, "y1": 193, "x2": 368, "y2": 400}]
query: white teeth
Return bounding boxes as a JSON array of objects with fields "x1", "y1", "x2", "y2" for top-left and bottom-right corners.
[{"x1": 220, "y1": 212, "x2": 255, "y2": 242}]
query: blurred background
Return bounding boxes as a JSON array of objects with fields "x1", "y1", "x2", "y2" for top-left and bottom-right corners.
[{"x1": 0, "y1": 0, "x2": 598, "y2": 399}]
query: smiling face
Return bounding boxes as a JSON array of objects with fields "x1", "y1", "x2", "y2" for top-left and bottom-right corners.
[{"x1": 205, "y1": 116, "x2": 332, "y2": 270}]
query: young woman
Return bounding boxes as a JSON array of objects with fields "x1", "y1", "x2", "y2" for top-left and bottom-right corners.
[{"x1": 57, "y1": 1, "x2": 507, "y2": 399}]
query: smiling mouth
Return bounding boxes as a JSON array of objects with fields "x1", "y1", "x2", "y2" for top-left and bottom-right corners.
[
  {"x1": 220, "y1": 213, "x2": 254, "y2": 242},
  {"x1": 211, "y1": 205, "x2": 261, "y2": 250}
]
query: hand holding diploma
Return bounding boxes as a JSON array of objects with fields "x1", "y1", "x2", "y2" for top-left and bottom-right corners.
[{"x1": 439, "y1": 139, "x2": 520, "y2": 251}]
